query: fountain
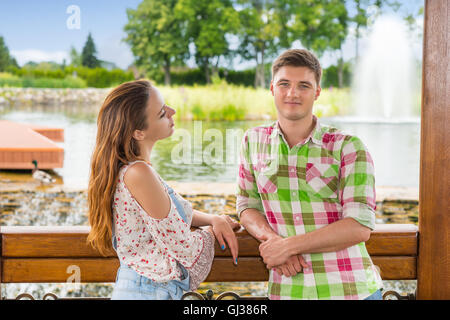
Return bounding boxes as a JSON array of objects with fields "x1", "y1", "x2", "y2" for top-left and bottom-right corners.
[{"x1": 350, "y1": 14, "x2": 419, "y2": 123}]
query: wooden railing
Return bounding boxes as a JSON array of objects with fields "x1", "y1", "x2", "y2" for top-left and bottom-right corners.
[{"x1": 0, "y1": 224, "x2": 418, "y2": 299}]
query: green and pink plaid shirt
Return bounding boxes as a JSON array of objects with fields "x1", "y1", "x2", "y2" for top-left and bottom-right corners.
[{"x1": 236, "y1": 116, "x2": 383, "y2": 300}]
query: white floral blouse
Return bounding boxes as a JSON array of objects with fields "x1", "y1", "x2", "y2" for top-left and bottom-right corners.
[{"x1": 112, "y1": 160, "x2": 214, "y2": 289}]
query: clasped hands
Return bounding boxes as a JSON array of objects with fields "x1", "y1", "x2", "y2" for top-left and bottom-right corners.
[{"x1": 259, "y1": 234, "x2": 309, "y2": 277}]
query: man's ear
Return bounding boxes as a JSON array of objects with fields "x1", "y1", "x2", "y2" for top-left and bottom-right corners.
[
  {"x1": 315, "y1": 85, "x2": 322, "y2": 100},
  {"x1": 270, "y1": 80, "x2": 274, "y2": 96},
  {"x1": 132, "y1": 129, "x2": 145, "y2": 141}
]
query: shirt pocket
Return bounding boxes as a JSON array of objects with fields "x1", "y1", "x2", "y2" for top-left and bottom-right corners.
[
  {"x1": 305, "y1": 162, "x2": 339, "y2": 199},
  {"x1": 254, "y1": 160, "x2": 278, "y2": 194}
]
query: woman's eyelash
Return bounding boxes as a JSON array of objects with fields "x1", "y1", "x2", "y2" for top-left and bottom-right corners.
[{"x1": 160, "y1": 110, "x2": 166, "y2": 118}]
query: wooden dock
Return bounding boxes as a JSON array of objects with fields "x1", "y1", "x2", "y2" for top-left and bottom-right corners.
[{"x1": 0, "y1": 120, "x2": 64, "y2": 169}]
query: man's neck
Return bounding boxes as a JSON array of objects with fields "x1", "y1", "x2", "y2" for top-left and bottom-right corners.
[{"x1": 278, "y1": 114, "x2": 316, "y2": 149}]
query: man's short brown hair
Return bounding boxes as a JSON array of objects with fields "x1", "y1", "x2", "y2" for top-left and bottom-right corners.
[{"x1": 272, "y1": 49, "x2": 322, "y2": 86}]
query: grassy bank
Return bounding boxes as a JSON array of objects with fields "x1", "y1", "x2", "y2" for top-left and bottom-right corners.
[
  {"x1": 159, "y1": 83, "x2": 350, "y2": 121},
  {"x1": 0, "y1": 72, "x2": 87, "y2": 88},
  {"x1": 0, "y1": 81, "x2": 351, "y2": 120}
]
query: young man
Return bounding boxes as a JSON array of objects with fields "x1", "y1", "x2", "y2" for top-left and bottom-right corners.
[{"x1": 236, "y1": 49, "x2": 383, "y2": 300}]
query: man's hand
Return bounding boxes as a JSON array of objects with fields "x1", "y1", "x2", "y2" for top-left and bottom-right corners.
[
  {"x1": 260, "y1": 234, "x2": 308, "y2": 274},
  {"x1": 274, "y1": 254, "x2": 309, "y2": 277}
]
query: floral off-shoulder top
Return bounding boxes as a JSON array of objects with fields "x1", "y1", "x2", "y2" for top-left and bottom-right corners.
[{"x1": 112, "y1": 160, "x2": 214, "y2": 290}]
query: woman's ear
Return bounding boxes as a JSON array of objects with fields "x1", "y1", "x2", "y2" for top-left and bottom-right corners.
[{"x1": 132, "y1": 129, "x2": 146, "y2": 141}]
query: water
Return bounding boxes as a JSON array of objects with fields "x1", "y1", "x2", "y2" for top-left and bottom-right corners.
[
  {"x1": 352, "y1": 15, "x2": 418, "y2": 120},
  {"x1": 0, "y1": 108, "x2": 420, "y2": 189}
]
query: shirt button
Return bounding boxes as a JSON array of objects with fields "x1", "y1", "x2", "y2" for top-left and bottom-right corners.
[
  {"x1": 296, "y1": 216, "x2": 301, "y2": 221},
  {"x1": 292, "y1": 191, "x2": 296, "y2": 196}
]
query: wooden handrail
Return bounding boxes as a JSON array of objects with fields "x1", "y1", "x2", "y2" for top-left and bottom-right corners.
[{"x1": 0, "y1": 224, "x2": 418, "y2": 284}]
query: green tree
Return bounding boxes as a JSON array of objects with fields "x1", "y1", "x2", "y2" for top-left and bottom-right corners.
[
  {"x1": 0, "y1": 36, "x2": 16, "y2": 71},
  {"x1": 175, "y1": 0, "x2": 239, "y2": 84},
  {"x1": 124, "y1": 0, "x2": 190, "y2": 85},
  {"x1": 292, "y1": 0, "x2": 349, "y2": 88},
  {"x1": 69, "y1": 46, "x2": 82, "y2": 67},
  {"x1": 81, "y1": 33, "x2": 100, "y2": 68},
  {"x1": 236, "y1": 0, "x2": 291, "y2": 88}
]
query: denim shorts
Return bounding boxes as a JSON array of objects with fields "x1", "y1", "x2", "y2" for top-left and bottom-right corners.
[
  {"x1": 364, "y1": 289, "x2": 383, "y2": 300},
  {"x1": 110, "y1": 264, "x2": 190, "y2": 300}
]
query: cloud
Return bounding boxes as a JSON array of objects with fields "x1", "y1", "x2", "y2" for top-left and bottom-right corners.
[
  {"x1": 10, "y1": 49, "x2": 69, "y2": 66},
  {"x1": 97, "y1": 34, "x2": 134, "y2": 69}
]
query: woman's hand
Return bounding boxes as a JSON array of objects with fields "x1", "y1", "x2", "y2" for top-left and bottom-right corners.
[{"x1": 211, "y1": 215, "x2": 240, "y2": 265}]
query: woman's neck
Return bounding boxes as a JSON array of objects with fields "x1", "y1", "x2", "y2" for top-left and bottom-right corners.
[{"x1": 138, "y1": 141, "x2": 154, "y2": 163}]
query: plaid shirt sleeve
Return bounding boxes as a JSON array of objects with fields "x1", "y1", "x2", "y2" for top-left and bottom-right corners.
[
  {"x1": 339, "y1": 136, "x2": 377, "y2": 230},
  {"x1": 236, "y1": 130, "x2": 264, "y2": 219}
]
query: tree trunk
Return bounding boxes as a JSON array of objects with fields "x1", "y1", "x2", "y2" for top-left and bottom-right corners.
[
  {"x1": 254, "y1": 45, "x2": 266, "y2": 88},
  {"x1": 337, "y1": 54, "x2": 344, "y2": 88},
  {"x1": 355, "y1": 24, "x2": 360, "y2": 62},
  {"x1": 164, "y1": 56, "x2": 171, "y2": 86},
  {"x1": 205, "y1": 63, "x2": 211, "y2": 85}
]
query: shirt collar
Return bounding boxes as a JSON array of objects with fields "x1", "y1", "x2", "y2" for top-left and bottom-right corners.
[{"x1": 270, "y1": 115, "x2": 324, "y2": 147}]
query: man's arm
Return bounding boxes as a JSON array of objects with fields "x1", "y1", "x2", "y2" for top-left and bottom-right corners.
[
  {"x1": 260, "y1": 135, "x2": 377, "y2": 269},
  {"x1": 239, "y1": 208, "x2": 278, "y2": 243},
  {"x1": 241, "y1": 208, "x2": 309, "y2": 275},
  {"x1": 236, "y1": 131, "x2": 307, "y2": 275},
  {"x1": 259, "y1": 217, "x2": 370, "y2": 268}
]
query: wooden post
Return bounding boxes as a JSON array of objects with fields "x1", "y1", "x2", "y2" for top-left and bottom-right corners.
[
  {"x1": 417, "y1": 0, "x2": 450, "y2": 300},
  {"x1": 0, "y1": 228, "x2": 3, "y2": 299}
]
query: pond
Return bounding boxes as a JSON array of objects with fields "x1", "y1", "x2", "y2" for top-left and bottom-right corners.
[{"x1": 0, "y1": 106, "x2": 421, "y2": 189}]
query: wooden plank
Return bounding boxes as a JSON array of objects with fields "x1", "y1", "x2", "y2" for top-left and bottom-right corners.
[
  {"x1": 371, "y1": 256, "x2": 417, "y2": 280},
  {"x1": 417, "y1": 0, "x2": 450, "y2": 300},
  {"x1": 1, "y1": 256, "x2": 416, "y2": 283},
  {"x1": 2, "y1": 258, "x2": 120, "y2": 283},
  {"x1": 1, "y1": 224, "x2": 418, "y2": 258}
]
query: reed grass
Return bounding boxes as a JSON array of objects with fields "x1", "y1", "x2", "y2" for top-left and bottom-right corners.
[{"x1": 159, "y1": 83, "x2": 350, "y2": 121}]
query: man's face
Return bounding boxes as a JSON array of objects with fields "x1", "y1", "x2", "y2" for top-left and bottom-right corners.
[{"x1": 270, "y1": 66, "x2": 321, "y2": 122}]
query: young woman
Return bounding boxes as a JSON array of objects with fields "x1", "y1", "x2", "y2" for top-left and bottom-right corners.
[{"x1": 87, "y1": 80, "x2": 240, "y2": 300}]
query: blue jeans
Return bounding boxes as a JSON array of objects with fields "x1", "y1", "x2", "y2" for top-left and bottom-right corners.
[
  {"x1": 110, "y1": 263, "x2": 190, "y2": 300},
  {"x1": 364, "y1": 289, "x2": 383, "y2": 300}
]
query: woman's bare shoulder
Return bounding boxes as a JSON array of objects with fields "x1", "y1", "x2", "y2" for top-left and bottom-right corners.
[{"x1": 123, "y1": 162, "x2": 157, "y2": 184}]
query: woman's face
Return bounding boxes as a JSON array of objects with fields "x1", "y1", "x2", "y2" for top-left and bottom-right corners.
[{"x1": 135, "y1": 86, "x2": 176, "y2": 144}]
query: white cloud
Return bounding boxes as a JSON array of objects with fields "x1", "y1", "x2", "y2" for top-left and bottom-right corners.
[
  {"x1": 97, "y1": 34, "x2": 134, "y2": 69},
  {"x1": 10, "y1": 49, "x2": 70, "y2": 66}
]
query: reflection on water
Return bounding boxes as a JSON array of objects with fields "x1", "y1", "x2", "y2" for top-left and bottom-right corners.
[{"x1": 0, "y1": 105, "x2": 420, "y2": 188}]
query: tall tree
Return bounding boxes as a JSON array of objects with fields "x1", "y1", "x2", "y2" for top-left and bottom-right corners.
[
  {"x1": 124, "y1": 0, "x2": 190, "y2": 85},
  {"x1": 81, "y1": 33, "x2": 100, "y2": 68},
  {"x1": 69, "y1": 46, "x2": 82, "y2": 67},
  {"x1": 236, "y1": 0, "x2": 293, "y2": 88},
  {"x1": 291, "y1": 0, "x2": 349, "y2": 88},
  {"x1": 0, "y1": 36, "x2": 15, "y2": 71},
  {"x1": 175, "y1": 0, "x2": 239, "y2": 84}
]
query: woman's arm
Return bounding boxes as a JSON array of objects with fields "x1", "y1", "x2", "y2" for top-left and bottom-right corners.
[
  {"x1": 123, "y1": 162, "x2": 171, "y2": 220},
  {"x1": 192, "y1": 210, "x2": 240, "y2": 265}
]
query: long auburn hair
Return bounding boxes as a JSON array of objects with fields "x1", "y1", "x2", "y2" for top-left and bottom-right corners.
[{"x1": 87, "y1": 80, "x2": 151, "y2": 255}]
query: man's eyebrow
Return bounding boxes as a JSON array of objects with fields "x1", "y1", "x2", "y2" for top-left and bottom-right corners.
[{"x1": 276, "y1": 79, "x2": 312, "y2": 86}]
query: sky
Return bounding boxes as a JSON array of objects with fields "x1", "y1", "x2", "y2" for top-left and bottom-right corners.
[{"x1": 0, "y1": 0, "x2": 424, "y2": 70}]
